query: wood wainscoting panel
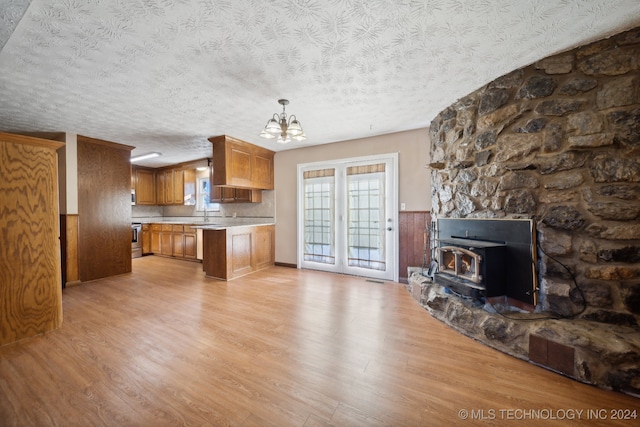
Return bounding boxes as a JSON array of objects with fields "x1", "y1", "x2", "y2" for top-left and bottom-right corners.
[
  {"x1": 399, "y1": 211, "x2": 431, "y2": 283},
  {"x1": 60, "y1": 214, "x2": 80, "y2": 286},
  {"x1": 77, "y1": 136, "x2": 133, "y2": 282},
  {"x1": 0, "y1": 132, "x2": 63, "y2": 346}
]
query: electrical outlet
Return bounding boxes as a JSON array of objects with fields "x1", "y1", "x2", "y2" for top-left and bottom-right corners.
[{"x1": 401, "y1": 203, "x2": 406, "y2": 210}]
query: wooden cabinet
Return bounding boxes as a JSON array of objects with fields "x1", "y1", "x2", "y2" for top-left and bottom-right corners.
[
  {"x1": 234, "y1": 188, "x2": 262, "y2": 203},
  {"x1": 155, "y1": 168, "x2": 196, "y2": 206},
  {"x1": 210, "y1": 186, "x2": 262, "y2": 203},
  {"x1": 166, "y1": 170, "x2": 181, "y2": 204},
  {"x1": 142, "y1": 224, "x2": 152, "y2": 254},
  {"x1": 150, "y1": 223, "x2": 199, "y2": 260},
  {"x1": 172, "y1": 225, "x2": 184, "y2": 257},
  {"x1": 183, "y1": 169, "x2": 196, "y2": 205},
  {"x1": 203, "y1": 225, "x2": 275, "y2": 280},
  {"x1": 254, "y1": 225, "x2": 276, "y2": 271},
  {"x1": 151, "y1": 224, "x2": 161, "y2": 253},
  {"x1": 0, "y1": 132, "x2": 63, "y2": 346},
  {"x1": 208, "y1": 135, "x2": 275, "y2": 190},
  {"x1": 160, "y1": 224, "x2": 173, "y2": 256},
  {"x1": 158, "y1": 169, "x2": 180, "y2": 205},
  {"x1": 151, "y1": 223, "x2": 173, "y2": 256},
  {"x1": 156, "y1": 170, "x2": 166, "y2": 205},
  {"x1": 132, "y1": 167, "x2": 156, "y2": 205},
  {"x1": 184, "y1": 226, "x2": 197, "y2": 259}
]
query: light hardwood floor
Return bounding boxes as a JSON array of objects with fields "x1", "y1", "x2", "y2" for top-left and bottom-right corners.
[{"x1": 1, "y1": 256, "x2": 638, "y2": 426}]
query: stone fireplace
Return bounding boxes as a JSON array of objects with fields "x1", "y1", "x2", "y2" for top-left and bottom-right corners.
[{"x1": 409, "y1": 27, "x2": 640, "y2": 396}]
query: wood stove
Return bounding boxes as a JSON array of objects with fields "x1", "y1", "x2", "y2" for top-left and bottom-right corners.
[
  {"x1": 434, "y1": 218, "x2": 538, "y2": 307},
  {"x1": 436, "y1": 237, "x2": 506, "y2": 300}
]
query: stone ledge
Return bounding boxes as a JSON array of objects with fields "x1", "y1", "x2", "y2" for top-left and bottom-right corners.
[{"x1": 408, "y1": 268, "x2": 640, "y2": 398}]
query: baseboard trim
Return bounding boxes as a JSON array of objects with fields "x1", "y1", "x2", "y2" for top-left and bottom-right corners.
[
  {"x1": 275, "y1": 262, "x2": 297, "y2": 269},
  {"x1": 65, "y1": 280, "x2": 82, "y2": 288}
]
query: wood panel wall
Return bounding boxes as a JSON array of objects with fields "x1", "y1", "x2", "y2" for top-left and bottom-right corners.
[
  {"x1": 60, "y1": 214, "x2": 80, "y2": 287},
  {"x1": 77, "y1": 136, "x2": 133, "y2": 282},
  {"x1": 0, "y1": 132, "x2": 64, "y2": 346},
  {"x1": 399, "y1": 211, "x2": 431, "y2": 283}
]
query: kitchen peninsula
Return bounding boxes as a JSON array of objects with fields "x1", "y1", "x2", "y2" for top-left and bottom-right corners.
[
  {"x1": 136, "y1": 217, "x2": 275, "y2": 281},
  {"x1": 199, "y1": 222, "x2": 275, "y2": 280}
]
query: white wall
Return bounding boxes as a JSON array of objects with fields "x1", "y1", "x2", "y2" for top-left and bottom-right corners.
[
  {"x1": 54, "y1": 132, "x2": 78, "y2": 215},
  {"x1": 63, "y1": 133, "x2": 79, "y2": 215}
]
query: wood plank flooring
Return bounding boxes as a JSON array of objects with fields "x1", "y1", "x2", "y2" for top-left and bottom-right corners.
[{"x1": 1, "y1": 256, "x2": 638, "y2": 426}]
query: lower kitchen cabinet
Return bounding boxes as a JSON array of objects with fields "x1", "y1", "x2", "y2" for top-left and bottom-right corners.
[
  {"x1": 172, "y1": 225, "x2": 184, "y2": 257},
  {"x1": 150, "y1": 223, "x2": 199, "y2": 261},
  {"x1": 142, "y1": 224, "x2": 151, "y2": 254},
  {"x1": 160, "y1": 224, "x2": 173, "y2": 256},
  {"x1": 184, "y1": 227, "x2": 197, "y2": 259},
  {"x1": 202, "y1": 225, "x2": 274, "y2": 280},
  {"x1": 151, "y1": 224, "x2": 161, "y2": 253}
]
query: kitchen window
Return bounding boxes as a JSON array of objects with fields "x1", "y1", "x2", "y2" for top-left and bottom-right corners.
[{"x1": 197, "y1": 177, "x2": 220, "y2": 212}]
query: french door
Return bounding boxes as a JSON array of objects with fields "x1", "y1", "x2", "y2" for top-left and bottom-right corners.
[{"x1": 297, "y1": 154, "x2": 398, "y2": 281}]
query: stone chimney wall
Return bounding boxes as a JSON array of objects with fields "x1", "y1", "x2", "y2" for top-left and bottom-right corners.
[{"x1": 428, "y1": 27, "x2": 640, "y2": 327}]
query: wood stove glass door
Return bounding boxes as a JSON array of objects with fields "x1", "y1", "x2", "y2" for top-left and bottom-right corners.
[{"x1": 298, "y1": 154, "x2": 398, "y2": 282}]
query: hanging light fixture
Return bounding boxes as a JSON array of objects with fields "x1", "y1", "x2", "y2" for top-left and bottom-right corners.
[{"x1": 259, "y1": 99, "x2": 306, "y2": 144}]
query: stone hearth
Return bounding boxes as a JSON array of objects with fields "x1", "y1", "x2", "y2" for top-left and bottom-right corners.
[
  {"x1": 409, "y1": 269, "x2": 640, "y2": 396},
  {"x1": 413, "y1": 26, "x2": 640, "y2": 397}
]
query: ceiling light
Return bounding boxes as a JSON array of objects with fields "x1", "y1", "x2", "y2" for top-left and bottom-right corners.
[
  {"x1": 259, "y1": 99, "x2": 306, "y2": 144},
  {"x1": 130, "y1": 152, "x2": 161, "y2": 162}
]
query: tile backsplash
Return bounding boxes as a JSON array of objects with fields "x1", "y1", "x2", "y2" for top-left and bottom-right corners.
[{"x1": 132, "y1": 189, "x2": 275, "y2": 221}]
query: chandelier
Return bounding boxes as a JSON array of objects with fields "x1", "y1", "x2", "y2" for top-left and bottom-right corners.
[{"x1": 259, "y1": 99, "x2": 306, "y2": 144}]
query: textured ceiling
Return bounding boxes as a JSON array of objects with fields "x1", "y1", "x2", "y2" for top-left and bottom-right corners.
[{"x1": 0, "y1": 0, "x2": 639, "y2": 167}]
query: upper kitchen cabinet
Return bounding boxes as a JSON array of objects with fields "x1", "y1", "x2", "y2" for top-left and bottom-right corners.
[
  {"x1": 155, "y1": 166, "x2": 196, "y2": 206},
  {"x1": 210, "y1": 186, "x2": 262, "y2": 203},
  {"x1": 167, "y1": 168, "x2": 184, "y2": 205},
  {"x1": 209, "y1": 135, "x2": 274, "y2": 190},
  {"x1": 132, "y1": 166, "x2": 156, "y2": 205}
]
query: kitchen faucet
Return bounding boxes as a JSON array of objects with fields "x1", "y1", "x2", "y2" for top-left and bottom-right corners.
[{"x1": 202, "y1": 194, "x2": 210, "y2": 222}]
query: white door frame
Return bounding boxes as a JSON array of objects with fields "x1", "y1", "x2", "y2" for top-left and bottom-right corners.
[{"x1": 297, "y1": 153, "x2": 399, "y2": 282}]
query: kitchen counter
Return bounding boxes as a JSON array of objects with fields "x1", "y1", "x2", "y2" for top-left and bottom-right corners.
[
  {"x1": 193, "y1": 222, "x2": 275, "y2": 230},
  {"x1": 133, "y1": 217, "x2": 275, "y2": 228}
]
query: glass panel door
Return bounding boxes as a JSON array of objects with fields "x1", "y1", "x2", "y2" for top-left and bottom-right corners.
[
  {"x1": 347, "y1": 164, "x2": 386, "y2": 272},
  {"x1": 302, "y1": 169, "x2": 337, "y2": 270},
  {"x1": 298, "y1": 154, "x2": 397, "y2": 281}
]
